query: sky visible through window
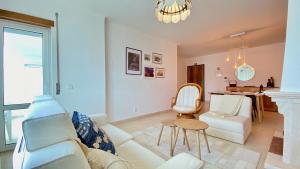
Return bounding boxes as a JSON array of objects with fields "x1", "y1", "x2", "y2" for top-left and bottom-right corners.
[
  {"x1": 3, "y1": 28, "x2": 44, "y2": 144},
  {"x1": 3, "y1": 28, "x2": 43, "y2": 105}
]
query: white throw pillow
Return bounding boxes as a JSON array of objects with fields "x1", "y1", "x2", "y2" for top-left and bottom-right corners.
[
  {"x1": 76, "y1": 139, "x2": 129, "y2": 169},
  {"x1": 87, "y1": 148, "x2": 130, "y2": 169}
]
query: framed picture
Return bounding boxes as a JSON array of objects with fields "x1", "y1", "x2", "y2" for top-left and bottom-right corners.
[
  {"x1": 126, "y1": 47, "x2": 142, "y2": 75},
  {"x1": 152, "y1": 53, "x2": 162, "y2": 64},
  {"x1": 144, "y1": 54, "x2": 151, "y2": 62},
  {"x1": 155, "y1": 68, "x2": 165, "y2": 78},
  {"x1": 144, "y1": 67, "x2": 155, "y2": 77}
]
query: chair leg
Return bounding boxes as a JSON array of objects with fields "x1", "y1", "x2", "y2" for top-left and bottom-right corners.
[
  {"x1": 177, "y1": 113, "x2": 195, "y2": 119},
  {"x1": 157, "y1": 125, "x2": 164, "y2": 146}
]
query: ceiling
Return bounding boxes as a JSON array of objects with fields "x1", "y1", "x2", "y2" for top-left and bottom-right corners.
[{"x1": 85, "y1": 0, "x2": 288, "y2": 57}]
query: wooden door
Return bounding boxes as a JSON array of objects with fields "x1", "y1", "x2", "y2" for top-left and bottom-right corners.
[{"x1": 187, "y1": 64, "x2": 205, "y2": 101}]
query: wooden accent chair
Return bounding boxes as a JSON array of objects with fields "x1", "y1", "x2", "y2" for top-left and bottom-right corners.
[{"x1": 171, "y1": 83, "x2": 203, "y2": 119}]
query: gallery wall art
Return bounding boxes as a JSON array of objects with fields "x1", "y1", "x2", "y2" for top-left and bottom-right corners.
[
  {"x1": 152, "y1": 53, "x2": 162, "y2": 64},
  {"x1": 126, "y1": 47, "x2": 165, "y2": 78},
  {"x1": 144, "y1": 67, "x2": 155, "y2": 77},
  {"x1": 126, "y1": 47, "x2": 142, "y2": 75},
  {"x1": 144, "y1": 54, "x2": 151, "y2": 62},
  {"x1": 155, "y1": 68, "x2": 165, "y2": 78}
]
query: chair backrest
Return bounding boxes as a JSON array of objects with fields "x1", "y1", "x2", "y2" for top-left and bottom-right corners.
[
  {"x1": 176, "y1": 83, "x2": 201, "y2": 107},
  {"x1": 209, "y1": 95, "x2": 252, "y2": 117}
]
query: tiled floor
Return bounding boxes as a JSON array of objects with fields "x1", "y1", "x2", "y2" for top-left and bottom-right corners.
[
  {"x1": 0, "y1": 150, "x2": 13, "y2": 169},
  {"x1": 114, "y1": 103, "x2": 284, "y2": 169},
  {"x1": 0, "y1": 103, "x2": 283, "y2": 169}
]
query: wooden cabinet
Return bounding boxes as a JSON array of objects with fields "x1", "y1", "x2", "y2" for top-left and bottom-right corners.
[
  {"x1": 263, "y1": 95, "x2": 278, "y2": 112},
  {"x1": 226, "y1": 86, "x2": 278, "y2": 112}
]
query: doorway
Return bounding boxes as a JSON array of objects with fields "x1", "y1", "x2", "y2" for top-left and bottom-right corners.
[
  {"x1": 0, "y1": 20, "x2": 51, "y2": 151},
  {"x1": 187, "y1": 64, "x2": 205, "y2": 101}
]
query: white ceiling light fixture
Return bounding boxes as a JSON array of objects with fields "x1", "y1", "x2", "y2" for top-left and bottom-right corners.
[{"x1": 155, "y1": 0, "x2": 192, "y2": 24}]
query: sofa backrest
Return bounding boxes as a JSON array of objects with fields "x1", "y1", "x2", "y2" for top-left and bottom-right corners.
[
  {"x1": 210, "y1": 95, "x2": 252, "y2": 117},
  {"x1": 22, "y1": 96, "x2": 77, "y2": 152}
]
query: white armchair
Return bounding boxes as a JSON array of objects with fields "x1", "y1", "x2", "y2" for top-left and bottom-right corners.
[
  {"x1": 199, "y1": 95, "x2": 252, "y2": 144},
  {"x1": 171, "y1": 83, "x2": 203, "y2": 119}
]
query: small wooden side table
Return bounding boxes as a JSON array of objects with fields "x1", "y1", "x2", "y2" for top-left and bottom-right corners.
[
  {"x1": 157, "y1": 119, "x2": 176, "y2": 157},
  {"x1": 157, "y1": 119, "x2": 190, "y2": 156},
  {"x1": 173, "y1": 119, "x2": 210, "y2": 159}
]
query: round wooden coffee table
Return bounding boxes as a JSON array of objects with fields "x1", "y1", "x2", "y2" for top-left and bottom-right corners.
[{"x1": 173, "y1": 119, "x2": 211, "y2": 159}]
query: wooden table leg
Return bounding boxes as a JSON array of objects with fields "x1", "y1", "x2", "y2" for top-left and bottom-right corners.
[
  {"x1": 256, "y1": 95, "x2": 262, "y2": 123},
  {"x1": 183, "y1": 129, "x2": 191, "y2": 151},
  {"x1": 173, "y1": 127, "x2": 176, "y2": 139},
  {"x1": 203, "y1": 130, "x2": 210, "y2": 153},
  {"x1": 157, "y1": 125, "x2": 164, "y2": 146},
  {"x1": 172, "y1": 127, "x2": 180, "y2": 155},
  {"x1": 170, "y1": 126, "x2": 174, "y2": 156},
  {"x1": 197, "y1": 130, "x2": 201, "y2": 160}
]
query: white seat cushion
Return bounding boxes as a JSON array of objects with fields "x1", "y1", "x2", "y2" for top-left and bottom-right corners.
[
  {"x1": 199, "y1": 111, "x2": 250, "y2": 134},
  {"x1": 173, "y1": 105, "x2": 196, "y2": 113},
  {"x1": 100, "y1": 124, "x2": 133, "y2": 147},
  {"x1": 22, "y1": 141, "x2": 91, "y2": 169},
  {"x1": 117, "y1": 140, "x2": 165, "y2": 169},
  {"x1": 23, "y1": 98, "x2": 77, "y2": 152},
  {"x1": 156, "y1": 153, "x2": 204, "y2": 169}
]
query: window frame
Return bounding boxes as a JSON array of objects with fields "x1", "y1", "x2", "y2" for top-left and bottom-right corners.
[{"x1": 0, "y1": 19, "x2": 52, "y2": 151}]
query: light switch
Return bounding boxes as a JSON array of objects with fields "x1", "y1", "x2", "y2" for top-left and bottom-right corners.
[{"x1": 67, "y1": 84, "x2": 74, "y2": 90}]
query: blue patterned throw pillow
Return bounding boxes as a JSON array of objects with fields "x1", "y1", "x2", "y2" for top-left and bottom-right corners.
[{"x1": 72, "y1": 111, "x2": 116, "y2": 154}]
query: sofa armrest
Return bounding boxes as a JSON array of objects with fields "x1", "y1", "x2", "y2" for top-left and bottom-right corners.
[
  {"x1": 238, "y1": 97, "x2": 252, "y2": 118},
  {"x1": 156, "y1": 153, "x2": 204, "y2": 169}
]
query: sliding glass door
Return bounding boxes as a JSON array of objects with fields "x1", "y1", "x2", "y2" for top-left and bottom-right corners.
[{"x1": 0, "y1": 20, "x2": 51, "y2": 151}]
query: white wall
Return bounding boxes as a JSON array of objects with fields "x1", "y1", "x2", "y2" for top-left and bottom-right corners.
[
  {"x1": 177, "y1": 53, "x2": 185, "y2": 87},
  {"x1": 179, "y1": 43, "x2": 285, "y2": 101},
  {"x1": 281, "y1": 0, "x2": 300, "y2": 92},
  {"x1": 106, "y1": 22, "x2": 178, "y2": 122},
  {"x1": 0, "y1": 0, "x2": 107, "y2": 115}
]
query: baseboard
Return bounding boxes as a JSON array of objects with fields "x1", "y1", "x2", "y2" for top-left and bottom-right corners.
[{"x1": 111, "y1": 109, "x2": 171, "y2": 125}]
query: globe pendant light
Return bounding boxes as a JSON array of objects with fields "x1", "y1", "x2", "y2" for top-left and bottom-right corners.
[{"x1": 155, "y1": 0, "x2": 192, "y2": 24}]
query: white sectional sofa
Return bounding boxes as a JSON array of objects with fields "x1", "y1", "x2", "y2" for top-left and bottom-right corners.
[
  {"x1": 13, "y1": 96, "x2": 204, "y2": 169},
  {"x1": 199, "y1": 95, "x2": 252, "y2": 144}
]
